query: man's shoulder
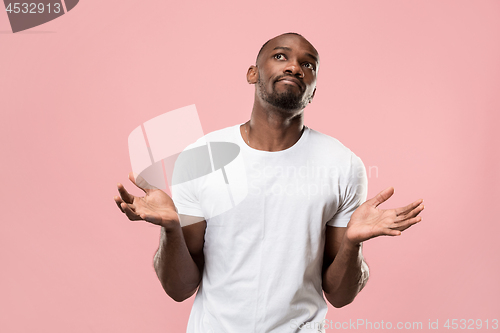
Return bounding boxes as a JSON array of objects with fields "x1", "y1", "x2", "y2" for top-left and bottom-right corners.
[
  {"x1": 306, "y1": 127, "x2": 355, "y2": 156},
  {"x1": 306, "y1": 127, "x2": 366, "y2": 178}
]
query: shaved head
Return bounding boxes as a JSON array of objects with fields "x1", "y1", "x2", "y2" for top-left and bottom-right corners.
[
  {"x1": 247, "y1": 32, "x2": 319, "y2": 112},
  {"x1": 255, "y1": 32, "x2": 319, "y2": 66}
]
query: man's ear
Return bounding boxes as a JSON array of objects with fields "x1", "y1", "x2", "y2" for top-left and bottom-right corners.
[
  {"x1": 247, "y1": 65, "x2": 258, "y2": 84},
  {"x1": 309, "y1": 87, "x2": 316, "y2": 103}
]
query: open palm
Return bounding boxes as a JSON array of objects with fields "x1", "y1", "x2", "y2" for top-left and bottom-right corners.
[
  {"x1": 345, "y1": 187, "x2": 424, "y2": 245},
  {"x1": 114, "y1": 172, "x2": 179, "y2": 229}
]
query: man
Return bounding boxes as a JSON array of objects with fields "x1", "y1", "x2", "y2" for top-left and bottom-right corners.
[{"x1": 114, "y1": 33, "x2": 424, "y2": 332}]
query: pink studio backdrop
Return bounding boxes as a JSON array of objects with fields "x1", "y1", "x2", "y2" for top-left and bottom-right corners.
[{"x1": 1, "y1": 1, "x2": 499, "y2": 332}]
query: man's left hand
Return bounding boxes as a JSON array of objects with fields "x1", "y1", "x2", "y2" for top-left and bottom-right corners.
[{"x1": 345, "y1": 187, "x2": 424, "y2": 245}]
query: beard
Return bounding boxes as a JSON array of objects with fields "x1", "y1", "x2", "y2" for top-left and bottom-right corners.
[{"x1": 257, "y1": 76, "x2": 310, "y2": 111}]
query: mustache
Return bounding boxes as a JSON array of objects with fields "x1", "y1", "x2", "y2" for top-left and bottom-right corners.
[{"x1": 274, "y1": 75, "x2": 304, "y2": 89}]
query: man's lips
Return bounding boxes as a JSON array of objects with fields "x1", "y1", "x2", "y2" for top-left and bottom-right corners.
[{"x1": 276, "y1": 76, "x2": 303, "y2": 90}]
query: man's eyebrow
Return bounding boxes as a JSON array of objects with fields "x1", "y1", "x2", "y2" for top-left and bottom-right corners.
[
  {"x1": 272, "y1": 46, "x2": 292, "y2": 52},
  {"x1": 272, "y1": 46, "x2": 319, "y2": 64},
  {"x1": 305, "y1": 52, "x2": 319, "y2": 65}
]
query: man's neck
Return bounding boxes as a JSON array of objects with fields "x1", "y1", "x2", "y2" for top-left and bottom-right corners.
[{"x1": 241, "y1": 101, "x2": 305, "y2": 152}]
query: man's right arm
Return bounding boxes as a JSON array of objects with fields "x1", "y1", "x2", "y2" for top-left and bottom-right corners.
[
  {"x1": 114, "y1": 172, "x2": 207, "y2": 303},
  {"x1": 153, "y1": 217, "x2": 206, "y2": 302}
]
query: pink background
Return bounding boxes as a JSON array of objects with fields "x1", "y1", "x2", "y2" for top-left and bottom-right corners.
[{"x1": 1, "y1": 0, "x2": 499, "y2": 332}]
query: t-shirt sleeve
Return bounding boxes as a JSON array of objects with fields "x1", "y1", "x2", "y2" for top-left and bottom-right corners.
[
  {"x1": 327, "y1": 153, "x2": 368, "y2": 227},
  {"x1": 170, "y1": 142, "x2": 205, "y2": 218},
  {"x1": 171, "y1": 178, "x2": 205, "y2": 218}
]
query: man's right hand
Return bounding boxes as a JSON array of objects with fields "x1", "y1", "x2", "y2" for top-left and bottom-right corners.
[{"x1": 114, "y1": 172, "x2": 180, "y2": 230}]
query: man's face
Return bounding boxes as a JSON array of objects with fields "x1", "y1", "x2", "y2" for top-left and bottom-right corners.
[{"x1": 251, "y1": 34, "x2": 319, "y2": 112}]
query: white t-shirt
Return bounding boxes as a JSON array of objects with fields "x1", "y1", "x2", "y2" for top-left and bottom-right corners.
[{"x1": 172, "y1": 124, "x2": 367, "y2": 333}]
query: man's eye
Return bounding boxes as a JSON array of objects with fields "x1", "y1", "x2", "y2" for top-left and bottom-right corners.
[
  {"x1": 274, "y1": 54, "x2": 285, "y2": 60},
  {"x1": 304, "y1": 63, "x2": 315, "y2": 70}
]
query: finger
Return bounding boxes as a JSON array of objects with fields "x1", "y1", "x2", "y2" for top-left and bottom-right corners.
[
  {"x1": 392, "y1": 216, "x2": 422, "y2": 231},
  {"x1": 380, "y1": 228, "x2": 402, "y2": 237},
  {"x1": 117, "y1": 183, "x2": 135, "y2": 204},
  {"x1": 396, "y1": 203, "x2": 424, "y2": 222},
  {"x1": 408, "y1": 203, "x2": 424, "y2": 218},
  {"x1": 114, "y1": 196, "x2": 125, "y2": 213},
  {"x1": 395, "y1": 199, "x2": 424, "y2": 216},
  {"x1": 121, "y1": 202, "x2": 142, "y2": 221},
  {"x1": 365, "y1": 187, "x2": 395, "y2": 208}
]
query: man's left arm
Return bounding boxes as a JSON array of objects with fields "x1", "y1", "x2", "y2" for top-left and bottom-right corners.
[
  {"x1": 322, "y1": 226, "x2": 369, "y2": 308},
  {"x1": 322, "y1": 187, "x2": 424, "y2": 308}
]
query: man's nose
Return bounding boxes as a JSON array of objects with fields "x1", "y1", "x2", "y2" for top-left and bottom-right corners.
[{"x1": 284, "y1": 60, "x2": 304, "y2": 77}]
